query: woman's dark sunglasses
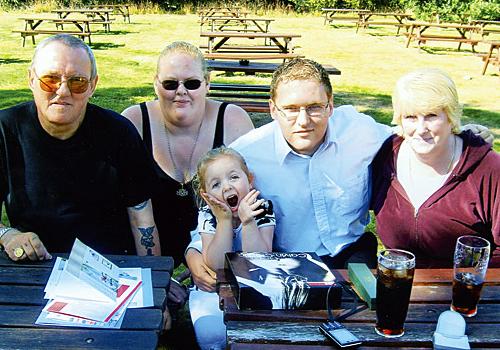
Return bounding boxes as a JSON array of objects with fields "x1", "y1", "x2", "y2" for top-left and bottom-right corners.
[
  {"x1": 34, "y1": 71, "x2": 90, "y2": 94},
  {"x1": 160, "y1": 79, "x2": 203, "y2": 91}
]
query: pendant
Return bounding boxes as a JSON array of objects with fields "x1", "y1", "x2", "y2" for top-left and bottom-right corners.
[{"x1": 176, "y1": 185, "x2": 189, "y2": 197}]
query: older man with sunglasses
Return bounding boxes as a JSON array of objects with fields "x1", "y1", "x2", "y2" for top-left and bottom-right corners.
[{"x1": 0, "y1": 34, "x2": 161, "y2": 261}]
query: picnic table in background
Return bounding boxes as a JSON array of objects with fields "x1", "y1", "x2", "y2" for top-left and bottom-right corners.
[
  {"x1": 321, "y1": 8, "x2": 370, "y2": 26},
  {"x1": 92, "y1": 4, "x2": 131, "y2": 23},
  {"x1": 478, "y1": 40, "x2": 500, "y2": 75},
  {"x1": 469, "y1": 20, "x2": 500, "y2": 38},
  {"x1": 404, "y1": 22, "x2": 481, "y2": 51},
  {"x1": 52, "y1": 8, "x2": 114, "y2": 31},
  {"x1": 13, "y1": 16, "x2": 96, "y2": 46},
  {"x1": 200, "y1": 17, "x2": 274, "y2": 34},
  {"x1": 198, "y1": 7, "x2": 249, "y2": 22},
  {"x1": 356, "y1": 12, "x2": 414, "y2": 34},
  {"x1": 201, "y1": 31, "x2": 301, "y2": 60},
  {"x1": 206, "y1": 60, "x2": 341, "y2": 113},
  {"x1": 0, "y1": 253, "x2": 173, "y2": 350},
  {"x1": 217, "y1": 267, "x2": 500, "y2": 349}
]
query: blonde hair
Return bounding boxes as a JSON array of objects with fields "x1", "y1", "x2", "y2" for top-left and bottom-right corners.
[
  {"x1": 270, "y1": 58, "x2": 332, "y2": 101},
  {"x1": 192, "y1": 147, "x2": 253, "y2": 207},
  {"x1": 157, "y1": 41, "x2": 209, "y2": 80},
  {"x1": 392, "y1": 68, "x2": 462, "y2": 134}
]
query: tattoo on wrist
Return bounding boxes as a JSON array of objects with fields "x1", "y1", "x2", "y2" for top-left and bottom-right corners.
[
  {"x1": 138, "y1": 226, "x2": 155, "y2": 256},
  {"x1": 132, "y1": 201, "x2": 148, "y2": 210}
]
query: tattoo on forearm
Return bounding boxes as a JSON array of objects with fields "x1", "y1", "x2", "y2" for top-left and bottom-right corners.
[
  {"x1": 132, "y1": 201, "x2": 148, "y2": 210},
  {"x1": 138, "y1": 226, "x2": 155, "y2": 256}
]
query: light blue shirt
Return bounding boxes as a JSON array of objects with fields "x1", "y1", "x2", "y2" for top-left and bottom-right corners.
[{"x1": 187, "y1": 105, "x2": 391, "y2": 257}]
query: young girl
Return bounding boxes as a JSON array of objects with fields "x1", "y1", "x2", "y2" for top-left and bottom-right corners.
[{"x1": 189, "y1": 146, "x2": 275, "y2": 350}]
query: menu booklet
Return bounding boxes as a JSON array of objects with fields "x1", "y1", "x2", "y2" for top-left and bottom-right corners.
[{"x1": 36, "y1": 239, "x2": 153, "y2": 328}]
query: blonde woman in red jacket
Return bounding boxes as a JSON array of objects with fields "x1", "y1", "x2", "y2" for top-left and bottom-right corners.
[{"x1": 371, "y1": 68, "x2": 499, "y2": 267}]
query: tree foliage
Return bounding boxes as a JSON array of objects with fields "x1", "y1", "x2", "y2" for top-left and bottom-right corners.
[{"x1": 1, "y1": 0, "x2": 498, "y2": 20}]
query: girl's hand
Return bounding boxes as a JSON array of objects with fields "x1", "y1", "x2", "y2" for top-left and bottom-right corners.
[
  {"x1": 201, "y1": 192, "x2": 232, "y2": 222},
  {"x1": 238, "y1": 189, "x2": 265, "y2": 225}
]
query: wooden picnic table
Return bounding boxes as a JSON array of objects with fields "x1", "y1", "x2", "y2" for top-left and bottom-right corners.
[
  {"x1": 321, "y1": 8, "x2": 370, "y2": 26},
  {"x1": 404, "y1": 22, "x2": 481, "y2": 51},
  {"x1": 14, "y1": 16, "x2": 98, "y2": 46},
  {"x1": 479, "y1": 40, "x2": 500, "y2": 75},
  {"x1": 206, "y1": 60, "x2": 341, "y2": 75},
  {"x1": 469, "y1": 19, "x2": 500, "y2": 37},
  {"x1": 199, "y1": 8, "x2": 249, "y2": 22},
  {"x1": 0, "y1": 252, "x2": 173, "y2": 350},
  {"x1": 217, "y1": 267, "x2": 500, "y2": 349},
  {"x1": 92, "y1": 4, "x2": 131, "y2": 23},
  {"x1": 52, "y1": 8, "x2": 113, "y2": 31},
  {"x1": 201, "y1": 31, "x2": 301, "y2": 54},
  {"x1": 356, "y1": 12, "x2": 414, "y2": 34},
  {"x1": 200, "y1": 17, "x2": 274, "y2": 34}
]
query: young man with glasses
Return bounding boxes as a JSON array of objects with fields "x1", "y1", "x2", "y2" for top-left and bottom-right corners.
[
  {"x1": 0, "y1": 34, "x2": 161, "y2": 262},
  {"x1": 186, "y1": 58, "x2": 391, "y2": 269}
]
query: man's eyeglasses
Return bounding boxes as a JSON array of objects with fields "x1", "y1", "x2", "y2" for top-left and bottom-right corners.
[
  {"x1": 275, "y1": 103, "x2": 330, "y2": 121},
  {"x1": 159, "y1": 79, "x2": 204, "y2": 91},
  {"x1": 33, "y1": 71, "x2": 91, "y2": 94}
]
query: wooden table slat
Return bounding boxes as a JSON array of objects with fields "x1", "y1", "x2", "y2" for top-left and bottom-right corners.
[
  {"x1": 0, "y1": 285, "x2": 167, "y2": 308},
  {"x1": 0, "y1": 328, "x2": 159, "y2": 350}
]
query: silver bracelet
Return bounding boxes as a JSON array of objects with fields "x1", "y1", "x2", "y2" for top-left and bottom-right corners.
[{"x1": 0, "y1": 227, "x2": 14, "y2": 241}]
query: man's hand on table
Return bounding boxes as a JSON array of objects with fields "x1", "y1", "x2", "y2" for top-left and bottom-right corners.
[
  {"x1": 0, "y1": 229, "x2": 52, "y2": 261},
  {"x1": 185, "y1": 248, "x2": 216, "y2": 292}
]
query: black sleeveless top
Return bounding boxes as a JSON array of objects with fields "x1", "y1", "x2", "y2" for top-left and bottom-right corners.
[{"x1": 139, "y1": 102, "x2": 227, "y2": 267}]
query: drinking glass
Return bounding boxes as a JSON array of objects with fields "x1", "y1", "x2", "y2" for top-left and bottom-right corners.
[
  {"x1": 451, "y1": 235, "x2": 490, "y2": 317},
  {"x1": 375, "y1": 249, "x2": 415, "y2": 338}
]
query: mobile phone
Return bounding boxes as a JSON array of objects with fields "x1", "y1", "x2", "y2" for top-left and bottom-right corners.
[{"x1": 319, "y1": 321, "x2": 362, "y2": 348}]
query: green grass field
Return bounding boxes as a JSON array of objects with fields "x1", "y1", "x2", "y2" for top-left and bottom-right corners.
[
  {"x1": 0, "y1": 10, "x2": 498, "y2": 349},
  {"x1": 1, "y1": 11, "x2": 499, "y2": 147}
]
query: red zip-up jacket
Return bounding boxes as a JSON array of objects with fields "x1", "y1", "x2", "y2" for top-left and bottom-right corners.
[{"x1": 371, "y1": 131, "x2": 500, "y2": 268}]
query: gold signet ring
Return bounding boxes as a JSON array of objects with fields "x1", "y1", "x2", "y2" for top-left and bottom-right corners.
[{"x1": 14, "y1": 247, "x2": 24, "y2": 258}]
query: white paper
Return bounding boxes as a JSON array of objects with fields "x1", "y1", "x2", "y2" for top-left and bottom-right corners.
[
  {"x1": 56, "y1": 239, "x2": 121, "y2": 301},
  {"x1": 126, "y1": 268, "x2": 154, "y2": 308}
]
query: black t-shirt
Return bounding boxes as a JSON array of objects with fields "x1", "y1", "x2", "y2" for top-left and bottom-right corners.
[{"x1": 0, "y1": 101, "x2": 158, "y2": 254}]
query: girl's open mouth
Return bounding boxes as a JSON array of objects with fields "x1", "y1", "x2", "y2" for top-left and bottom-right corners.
[{"x1": 226, "y1": 194, "x2": 239, "y2": 211}]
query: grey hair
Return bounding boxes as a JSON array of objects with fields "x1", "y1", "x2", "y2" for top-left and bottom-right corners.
[{"x1": 31, "y1": 34, "x2": 97, "y2": 79}]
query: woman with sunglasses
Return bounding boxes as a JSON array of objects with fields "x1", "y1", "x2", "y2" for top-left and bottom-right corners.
[{"x1": 121, "y1": 41, "x2": 253, "y2": 328}]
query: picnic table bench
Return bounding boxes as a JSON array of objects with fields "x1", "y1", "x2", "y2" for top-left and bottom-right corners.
[
  {"x1": 404, "y1": 22, "x2": 481, "y2": 51},
  {"x1": 217, "y1": 267, "x2": 500, "y2": 348},
  {"x1": 321, "y1": 8, "x2": 370, "y2": 26},
  {"x1": 0, "y1": 253, "x2": 173, "y2": 350},
  {"x1": 12, "y1": 29, "x2": 92, "y2": 46},
  {"x1": 92, "y1": 4, "x2": 131, "y2": 23},
  {"x1": 207, "y1": 60, "x2": 341, "y2": 113},
  {"x1": 200, "y1": 17, "x2": 274, "y2": 34},
  {"x1": 356, "y1": 12, "x2": 414, "y2": 34}
]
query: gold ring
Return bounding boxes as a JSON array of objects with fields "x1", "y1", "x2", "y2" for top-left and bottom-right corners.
[{"x1": 14, "y1": 247, "x2": 24, "y2": 258}]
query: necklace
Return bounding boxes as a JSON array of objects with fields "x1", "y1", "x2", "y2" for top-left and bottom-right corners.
[
  {"x1": 405, "y1": 135, "x2": 457, "y2": 211},
  {"x1": 164, "y1": 118, "x2": 203, "y2": 197}
]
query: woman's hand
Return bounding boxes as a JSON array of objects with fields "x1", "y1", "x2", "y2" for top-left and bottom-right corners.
[{"x1": 238, "y1": 189, "x2": 264, "y2": 225}]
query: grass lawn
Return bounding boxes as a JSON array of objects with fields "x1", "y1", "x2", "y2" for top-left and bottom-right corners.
[{"x1": 0, "y1": 10, "x2": 498, "y2": 349}]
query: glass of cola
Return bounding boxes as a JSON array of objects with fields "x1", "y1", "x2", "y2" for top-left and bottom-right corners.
[
  {"x1": 375, "y1": 249, "x2": 415, "y2": 338},
  {"x1": 451, "y1": 235, "x2": 490, "y2": 317}
]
